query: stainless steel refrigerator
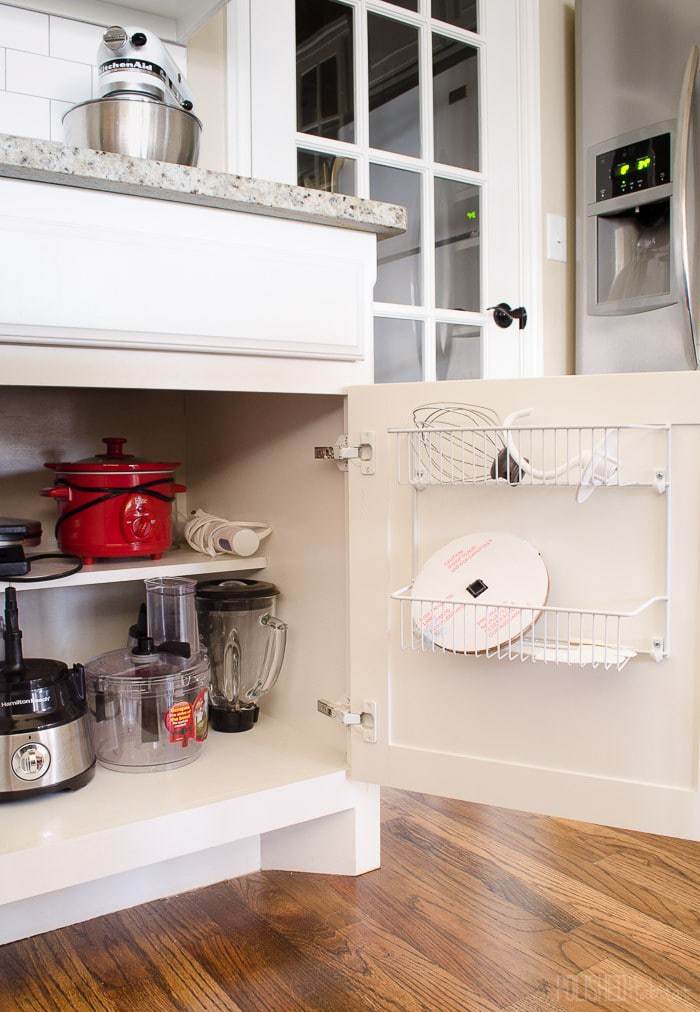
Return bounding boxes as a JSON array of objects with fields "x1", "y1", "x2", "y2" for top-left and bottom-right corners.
[{"x1": 576, "y1": 0, "x2": 700, "y2": 373}]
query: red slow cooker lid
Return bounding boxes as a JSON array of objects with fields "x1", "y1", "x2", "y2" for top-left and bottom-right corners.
[{"x1": 45, "y1": 437, "x2": 181, "y2": 473}]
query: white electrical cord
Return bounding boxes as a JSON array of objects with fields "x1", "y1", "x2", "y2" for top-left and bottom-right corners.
[{"x1": 184, "y1": 510, "x2": 272, "y2": 559}]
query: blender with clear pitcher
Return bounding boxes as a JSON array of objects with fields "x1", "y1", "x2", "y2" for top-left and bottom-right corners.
[{"x1": 196, "y1": 580, "x2": 287, "y2": 732}]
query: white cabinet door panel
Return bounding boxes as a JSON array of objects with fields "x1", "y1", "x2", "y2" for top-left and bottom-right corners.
[
  {"x1": 0, "y1": 178, "x2": 375, "y2": 360},
  {"x1": 348, "y1": 373, "x2": 700, "y2": 840}
]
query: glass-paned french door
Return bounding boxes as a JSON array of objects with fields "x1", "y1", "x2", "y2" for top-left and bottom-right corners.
[{"x1": 295, "y1": 0, "x2": 491, "y2": 383}]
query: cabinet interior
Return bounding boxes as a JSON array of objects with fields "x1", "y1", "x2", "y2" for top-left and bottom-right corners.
[{"x1": 0, "y1": 385, "x2": 348, "y2": 753}]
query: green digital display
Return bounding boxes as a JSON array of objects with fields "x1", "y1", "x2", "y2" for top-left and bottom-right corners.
[
  {"x1": 615, "y1": 162, "x2": 631, "y2": 177},
  {"x1": 637, "y1": 155, "x2": 652, "y2": 171},
  {"x1": 466, "y1": 210, "x2": 478, "y2": 221}
]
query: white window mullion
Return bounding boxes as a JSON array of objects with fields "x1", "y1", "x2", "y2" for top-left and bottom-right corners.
[
  {"x1": 430, "y1": 20, "x2": 483, "y2": 47},
  {"x1": 355, "y1": 0, "x2": 371, "y2": 198},
  {"x1": 478, "y1": 0, "x2": 490, "y2": 374},
  {"x1": 366, "y1": 0, "x2": 423, "y2": 28},
  {"x1": 421, "y1": 5, "x2": 435, "y2": 381},
  {"x1": 295, "y1": 134, "x2": 360, "y2": 157},
  {"x1": 373, "y1": 303, "x2": 428, "y2": 320}
]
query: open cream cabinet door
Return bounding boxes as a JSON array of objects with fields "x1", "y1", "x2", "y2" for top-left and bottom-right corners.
[{"x1": 346, "y1": 373, "x2": 700, "y2": 841}]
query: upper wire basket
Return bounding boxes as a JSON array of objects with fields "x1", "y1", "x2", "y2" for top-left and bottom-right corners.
[{"x1": 390, "y1": 407, "x2": 668, "y2": 490}]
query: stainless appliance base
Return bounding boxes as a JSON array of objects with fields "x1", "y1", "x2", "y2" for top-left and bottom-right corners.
[
  {"x1": 0, "y1": 713, "x2": 95, "y2": 798},
  {"x1": 0, "y1": 761, "x2": 95, "y2": 801}
]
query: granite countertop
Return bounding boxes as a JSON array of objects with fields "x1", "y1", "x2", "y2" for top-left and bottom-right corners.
[{"x1": 0, "y1": 134, "x2": 406, "y2": 239}]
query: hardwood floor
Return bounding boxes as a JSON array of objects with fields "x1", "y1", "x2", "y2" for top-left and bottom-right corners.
[{"x1": 3, "y1": 789, "x2": 700, "y2": 1011}]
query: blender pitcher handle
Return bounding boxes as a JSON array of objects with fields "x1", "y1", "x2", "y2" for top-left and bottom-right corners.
[{"x1": 251, "y1": 614, "x2": 287, "y2": 700}]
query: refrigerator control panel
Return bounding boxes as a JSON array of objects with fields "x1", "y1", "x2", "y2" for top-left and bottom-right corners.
[{"x1": 595, "y1": 132, "x2": 671, "y2": 201}]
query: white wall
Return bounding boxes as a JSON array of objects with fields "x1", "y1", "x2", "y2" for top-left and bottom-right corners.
[
  {"x1": 186, "y1": 6, "x2": 227, "y2": 173},
  {"x1": 539, "y1": 0, "x2": 576, "y2": 376},
  {"x1": 0, "y1": 4, "x2": 187, "y2": 143}
]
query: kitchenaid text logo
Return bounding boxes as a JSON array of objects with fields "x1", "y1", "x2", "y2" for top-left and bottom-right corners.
[{"x1": 101, "y1": 58, "x2": 158, "y2": 73}]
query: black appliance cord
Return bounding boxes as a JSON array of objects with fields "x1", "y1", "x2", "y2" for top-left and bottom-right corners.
[
  {"x1": 52, "y1": 478, "x2": 175, "y2": 537},
  {"x1": 3, "y1": 552, "x2": 84, "y2": 583}
]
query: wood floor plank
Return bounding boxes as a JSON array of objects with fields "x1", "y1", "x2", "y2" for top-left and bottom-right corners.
[
  {"x1": 504, "y1": 995, "x2": 570, "y2": 1012},
  {"x1": 366, "y1": 820, "x2": 603, "y2": 993},
  {"x1": 566, "y1": 919, "x2": 700, "y2": 1003},
  {"x1": 234, "y1": 869, "x2": 500, "y2": 1012},
  {"x1": 330, "y1": 851, "x2": 602, "y2": 1003},
  {"x1": 595, "y1": 851, "x2": 700, "y2": 912},
  {"x1": 161, "y1": 880, "x2": 366, "y2": 1011},
  {"x1": 289, "y1": 863, "x2": 548, "y2": 1006},
  {"x1": 537, "y1": 957, "x2": 700, "y2": 1011},
  {"x1": 384, "y1": 813, "x2": 582, "y2": 932},
  {"x1": 383, "y1": 790, "x2": 700, "y2": 995},
  {"x1": 3, "y1": 788, "x2": 700, "y2": 1012},
  {"x1": 389, "y1": 790, "x2": 700, "y2": 934}
]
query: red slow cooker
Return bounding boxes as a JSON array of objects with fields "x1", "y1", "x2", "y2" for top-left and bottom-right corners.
[{"x1": 42, "y1": 438, "x2": 186, "y2": 564}]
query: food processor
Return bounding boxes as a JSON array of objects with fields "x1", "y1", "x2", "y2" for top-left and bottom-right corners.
[
  {"x1": 0, "y1": 588, "x2": 95, "y2": 801},
  {"x1": 196, "y1": 580, "x2": 287, "y2": 732},
  {"x1": 85, "y1": 578, "x2": 210, "y2": 772}
]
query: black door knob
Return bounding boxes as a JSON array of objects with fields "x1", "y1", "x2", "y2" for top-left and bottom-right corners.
[{"x1": 488, "y1": 303, "x2": 528, "y2": 330}]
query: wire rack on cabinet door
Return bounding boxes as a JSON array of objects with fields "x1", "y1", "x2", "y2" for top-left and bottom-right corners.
[
  {"x1": 388, "y1": 422, "x2": 672, "y2": 668},
  {"x1": 391, "y1": 588, "x2": 666, "y2": 671},
  {"x1": 389, "y1": 422, "x2": 669, "y2": 489}
]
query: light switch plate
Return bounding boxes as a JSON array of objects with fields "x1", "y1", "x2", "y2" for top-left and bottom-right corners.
[{"x1": 546, "y1": 213, "x2": 567, "y2": 262}]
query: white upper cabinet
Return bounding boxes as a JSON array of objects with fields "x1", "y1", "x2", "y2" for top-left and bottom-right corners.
[
  {"x1": 0, "y1": 176, "x2": 377, "y2": 359},
  {"x1": 0, "y1": 2, "x2": 406, "y2": 393}
]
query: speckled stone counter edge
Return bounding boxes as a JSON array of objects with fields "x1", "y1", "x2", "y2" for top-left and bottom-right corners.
[{"x1": 0, "y1": 134, "x2": 407, "y2": 240}]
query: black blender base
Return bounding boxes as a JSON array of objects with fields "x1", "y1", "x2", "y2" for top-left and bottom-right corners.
[
  {"x1": 210, "y1": 705, "x2": 260, "y2": 733},
  {"x1": 0, "y1": 761, "x2": 96, "y2": 802}
]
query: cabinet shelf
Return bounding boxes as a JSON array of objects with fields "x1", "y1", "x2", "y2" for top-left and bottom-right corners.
[
  {"x1": 0, "y1": 716, "x2": 347, "y2": 911},
  {"x1": 392, "y1": 586, "x2": 666, "y2": 671},
  {"x1": 389, "y1": 422, "x2": 669, "y2": 489},
  {"x1": 5, "y1": 548, "x2": 267, "y2": 593}
]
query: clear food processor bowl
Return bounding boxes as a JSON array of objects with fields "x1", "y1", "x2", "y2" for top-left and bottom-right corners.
[
  {"x1": 86, "y1": 576, "x2": 210, "y2": 772},
  {"x1": 85, "y1": 651, "x2": 210, "y2": 772}
]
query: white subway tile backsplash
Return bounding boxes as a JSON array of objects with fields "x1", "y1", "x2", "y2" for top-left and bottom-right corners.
[
  {"x1": 50, "y1": 98, "x2": 71, "y2": 141},
  {"x1": 0, "y1": 47, "x2": 5, "y2": 90},
  {"x1": 0, "y1": 91, "x2": 50, "y2": 139},
  {"x1": 6, "y1": 49, "x2": 91, "y2": 103},
  {"x1": 0, "y1": 5, "x2": 48, "y2": 56},
  {"x1": 49, "y1": 17, "x2": 102, "y2": 66}
]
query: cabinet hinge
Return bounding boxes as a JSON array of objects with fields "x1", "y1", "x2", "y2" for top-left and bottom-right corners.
[
  {"x1": 317, "y1": 698, "x2": 377, "y2": 743},
  {"x1": 314, "y1": 432, "x2": 375, "y2": 475}
]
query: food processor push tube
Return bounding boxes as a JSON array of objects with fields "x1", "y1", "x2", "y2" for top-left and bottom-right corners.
[{"x1": 145, "y1": 577, "x2": 200, "y2": 658}]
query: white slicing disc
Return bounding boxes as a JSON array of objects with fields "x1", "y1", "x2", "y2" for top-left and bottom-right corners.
[{"x1": 410, "y1": 532, "x2": 549, "y2": 653}]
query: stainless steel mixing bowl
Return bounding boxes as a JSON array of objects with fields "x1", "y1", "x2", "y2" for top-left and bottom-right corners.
[{"x1": 62, "y1": 96, "x2": 202, "y2": 167}]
